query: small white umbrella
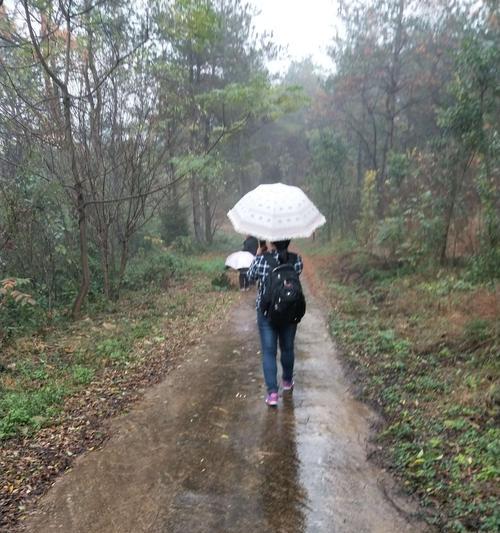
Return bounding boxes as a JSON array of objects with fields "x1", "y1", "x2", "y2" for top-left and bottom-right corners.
[
  {"x1": 227, "y1": 182, "x2": 326, "y2": 241},
  {"x1": 225, "y1": 251, "x2": 255, "y2": 270}
]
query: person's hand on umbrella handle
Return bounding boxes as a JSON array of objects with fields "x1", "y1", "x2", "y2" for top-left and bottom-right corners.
[{"x1": 257, "y1": 240, "x2": 267, "y2": 256}]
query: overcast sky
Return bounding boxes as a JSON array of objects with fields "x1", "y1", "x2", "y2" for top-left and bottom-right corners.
[{"x1": 248, "y1": 0, "x2": 339, "y2": 75}]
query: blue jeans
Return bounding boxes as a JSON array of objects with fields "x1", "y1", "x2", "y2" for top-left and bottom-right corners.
[{"x1": 257, "y1": 310, "x2": 297, "y2": 393}]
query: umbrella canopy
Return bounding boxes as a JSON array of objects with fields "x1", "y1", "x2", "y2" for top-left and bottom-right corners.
[
  {"x1": 227, "y1": 183, "x2": 326, "y2": 241},
  {"x1": 225, "y1": 251, "x2": 255, "y2": 270}
]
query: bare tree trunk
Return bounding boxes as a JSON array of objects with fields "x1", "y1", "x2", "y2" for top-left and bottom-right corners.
[
  {"x1": 110, "y1": 232, "x2": 117, "y2": 291},
  {"x1": 356, "y1": 139, "x2": 364, "y2": 204},
  {"x1": 23, "y1": 2, "x2": 91, "y2": 318},
  {"x1": 64, "y1": 86, "x2": 90, "y2": 318},
  {"x1": 236, "y1": 133, "x2": 251, "y2": 195},
  {"x1": 99, "y1": 228, "x2": 111, "y2": 299},
  {"x1": 72, "y1": 185, "x2": 91, "y2": 318},
  {"x1": 117, "y1": 237, "x2": 129, "y2": 296},
  {"x1": 191, "y1": 175, "x2": 203, "y2": 242},
  {"x1": 203, "y1": 181, "x2": 213, "y2": 244},
  {"x1": 379, "y1": 0, "x2": 405, "y2": 217},
  {"x1": 440, "y1": 196, "x2": 455, "y2": 265},
  {"x1": 203, "y1": 117, "x2": 213, "y2": 243},
  {"x1": 440, "y1": 155, "x2": 472, "y2": 265}
]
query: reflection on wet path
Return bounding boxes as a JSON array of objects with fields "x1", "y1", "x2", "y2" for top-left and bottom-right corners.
[
  {"x1": 22, "y1": 284, "x2": 428, "y2": 533},
  {"x1": 154, "y1": 301, "x2": 307, "y2": 533},
  {"x1": 261, "y1": 396, "x2": 306, "y2": 533}
]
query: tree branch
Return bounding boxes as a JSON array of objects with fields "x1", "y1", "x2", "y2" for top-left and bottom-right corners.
[{"x1": 22, "y1": 1, "x2": 66, "y2": 92}]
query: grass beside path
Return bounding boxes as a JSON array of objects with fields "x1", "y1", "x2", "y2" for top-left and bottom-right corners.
[
  {"x1": 304, "y1": 243, "x2": 499, "y2": 532},
  {"x1": 0, "y1": 253, "x2": 235, "y2": 530}
]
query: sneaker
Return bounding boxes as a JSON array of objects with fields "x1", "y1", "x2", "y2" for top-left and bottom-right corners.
[
  {"x1": 265, "y1": 392, "x2": 279, "y2": 407},
  {"x1": 282, "y1": 379, "x2": 294, "y2": 391}
]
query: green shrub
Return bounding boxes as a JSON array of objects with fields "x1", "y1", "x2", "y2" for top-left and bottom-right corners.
[
  {"x1": 95, "y1": 338, "x2": 129, "y2": 361},
  {"x1": 123, "y1": 250, "x2": 185, "y2": 289},
  {"x1": 210, "y1": 232, "x2": 245, "y2": 253},
  {"x1": 187, "y1": 256, "x2": 225, "y2": 275},
  {"x1": 417, "y1": 276, "x2": 476, "y2": 297},
  {"x1": 0, "y1": 278, "x2": 46, "y2": 341},
  {"x1": 211, "y1": 272, "x2": 232, "y2": 290},
  {"x1": 171, "y1": 235, "x2": 199, "y2": 255},
  {"x1": 376, "y1": 216, "x2": 405, "y2": 259},
  {"x1": 159, "y1": 203, "x2": 189, "y2": 245},
  {"x1": 0, "y1": 385, "x2": 67, "y2": 439},
  {"x1": 467, "y1": 246, "x2": 500, "y2": 283},
  {"x1": 463, "y1": 319, "x2": 492, "y2": 344},
  {"x1": 72, "y1": 365, "x2": 95, "y2": 385}
]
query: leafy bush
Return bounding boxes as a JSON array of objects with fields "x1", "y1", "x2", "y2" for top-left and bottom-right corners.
[
  {"x1": 186, "y1": 256, "x2": 225, "y2": 275},
  {"x1": 358, "y1": 170, "x2": 378, "y2": 245},
  {"x1": 71, "y1": 365, "x2": 95, "y2": 385},
  {"x1": 123, "y1": 250, "x2": 185, "y2": 289},
  {"x1": 411, "y1": 204, "x2": 445, "y2": 265},
  {"x1": 159, "y1": 202, "x2": 189, "y2": 245},
  {"x1": 387, "y1": 151, "x2": 411, "y2": 189},
  {"x1": 467, "y1": 246, "x2": 500, "y2": 283},
  {"x1": 95, "y1": 338, "x2": 129, "y2": 361},
  {"x1": 463, "y1": 319, "x2": 492, "y2": 345},
  {"x1": 417, "y1": 276, "x2": 476, "y2": 297},
  {"x1": 0, "y1": 385, "x2": 67, "y2": 439},
  {"x1": 211, "y1": 272, "x2": 232, "y2": 290},
  {"x1": 171, "y1": 235, "x2": 199, "y2": 255},
  {"x1": 0, "y1": 278, "x2": 44, "y2": 341},
  {"x1": 210, "y1": 232, "x2": 244, "y2": 253},
  {"x1": 376, "y1": 217, "x2": 405, "y2": 259}
]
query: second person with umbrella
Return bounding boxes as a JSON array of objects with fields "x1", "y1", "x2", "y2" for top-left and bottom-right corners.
[{"x1": 239, "y1": 235, "x2": 258, "y2": 290}]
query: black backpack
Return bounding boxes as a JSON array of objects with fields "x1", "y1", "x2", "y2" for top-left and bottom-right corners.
[{"x1": 260, "y1": 252, "x2": 306, "y2": 327}]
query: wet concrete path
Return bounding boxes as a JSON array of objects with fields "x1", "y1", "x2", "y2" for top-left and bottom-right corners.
[{"x1": 23, "y1": 285, "x2": 428, "y2": 533}]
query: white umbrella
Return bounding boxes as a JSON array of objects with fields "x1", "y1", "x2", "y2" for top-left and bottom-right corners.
[
  {"x1": 227, "y1": 183, "x2": 326, "y2": 241},
  {"x1": 225, "y1": 251, "x2": 255, "y2": 270}
]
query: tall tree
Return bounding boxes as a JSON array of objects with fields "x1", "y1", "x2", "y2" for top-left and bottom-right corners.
[{"x1": 5, "y1": 1, "x2": 152, "y2": 315}]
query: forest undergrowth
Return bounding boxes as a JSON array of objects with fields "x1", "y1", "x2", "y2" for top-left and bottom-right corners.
[{"x1": 305, "y1": 242, "x2": 499, "y2": 532}]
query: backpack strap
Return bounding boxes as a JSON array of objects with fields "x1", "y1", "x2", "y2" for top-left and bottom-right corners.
[
  {"x1": 265, "y1": 251, "x2": 297, "y2": 268},
  {"x1": 264, "y1": 252, "x2": 279, "y2": 270},
  {"x1": 286, "y1": 252, "x2": 297, "y2": 265}
]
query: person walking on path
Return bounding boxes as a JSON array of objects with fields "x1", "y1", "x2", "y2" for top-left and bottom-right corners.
[
  {"x1": 246, "y1": 240, "x2": 303, "y2": 407},
  {"x1": 238, "y1": 235, "x2": 258, "y2": 290}
]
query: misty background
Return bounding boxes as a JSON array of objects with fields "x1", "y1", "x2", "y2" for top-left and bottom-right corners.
[{"x1": 0, "y1": 0, "x2": 498, "y2": 314}]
